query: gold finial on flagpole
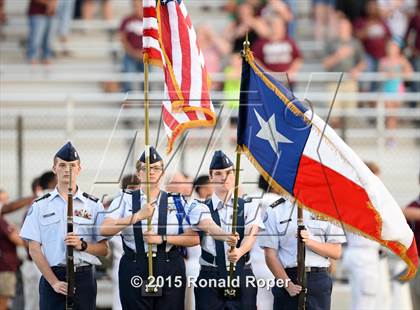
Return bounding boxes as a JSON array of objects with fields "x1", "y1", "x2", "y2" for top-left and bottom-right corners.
[{"x1": 241, "y1": 32, "x2": 250, "y2": 57}]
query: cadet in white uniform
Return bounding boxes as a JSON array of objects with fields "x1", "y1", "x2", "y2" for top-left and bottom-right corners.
[
  {"x1": 341, "y1": 232, "x2": 381, "y2": 310},
  {"x1": 261, "y1": 198, "x2": 346, "y2": 310},
  {"x1": 101, "y1": 147, "x2": 199, "y2": 310},
  {"x1": 187, "y1": 150, "x2": 263, "y2": 310},
  {"x1": 20, "y1": 142, "x2": 109, "y2": 310}
]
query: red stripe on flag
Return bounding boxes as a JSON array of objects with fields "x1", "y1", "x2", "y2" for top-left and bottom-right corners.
[
  {"x1": 293, "y1": 155, "x2": 381, "y2": 239},
  {"x1": 162, "y1": 105, "x2": 179, "y2": 131},
  {"x1": 159, "y1": 5, "x2": 173, "y2": 65},
  {"x1": 143, "y1": 7, "x2": 156, "y2": 18},
  {"x1": 143, "y1": 28, "x2": 159, "y2": 40}
]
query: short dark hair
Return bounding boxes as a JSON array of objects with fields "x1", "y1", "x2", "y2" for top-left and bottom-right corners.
[
  {"x1": 31, "y1": 177, "x2": 40, "y2": 193},
  {"x1": 39, "y1": 171, "x2": 57, "y2": 190},
  {"x1": 193, "y1": 175, "x2": 210, "y2": 195}
]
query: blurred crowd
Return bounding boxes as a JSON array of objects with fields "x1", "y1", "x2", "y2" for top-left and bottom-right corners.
[{"x1": 0, "y1": 0, "x2": 418, "y2": 143}]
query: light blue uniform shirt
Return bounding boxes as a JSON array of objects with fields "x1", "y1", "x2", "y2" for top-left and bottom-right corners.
[
  {"x1": 20, "y1": 188, "x2": 107, "y2": 267},
  {"x1": 259, "y1": 198, "x2": 346, "y2": 268},
  {"x1": 105, "y1": 190, "x2": 190, "y2": 253},
  {"x1": 187, "y1": 192, "x2": 264, "y2": 267}
]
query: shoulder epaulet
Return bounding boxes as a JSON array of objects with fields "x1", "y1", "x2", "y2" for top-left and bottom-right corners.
[
  {"x1": 82, "y1": 192, "x2": 100, "y2": 203},
  {"x1": 35, "y1": 193, "x2": 50, "y2": 202},
  {"x1": 270, "y1": 197, "x2": 286, "y2": 208}
]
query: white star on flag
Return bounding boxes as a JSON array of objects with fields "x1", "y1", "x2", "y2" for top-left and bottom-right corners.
[{"x1": 254, "y1": 109, "x2": 293, "y2": 155}]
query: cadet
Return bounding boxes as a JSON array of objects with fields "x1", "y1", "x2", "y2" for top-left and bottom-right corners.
[
  {"x1": 261, "y1": 197, "x2": 346, "y2": 310},
  {"x1": 20, "y1": 142, "x2": 109, "y2": 310},
  {"x1": 101, "y1": 146, "x2": 199, "y2": 310},
  {"x1": 187, "y1": 150, "x2": 263, "y2": 310}
]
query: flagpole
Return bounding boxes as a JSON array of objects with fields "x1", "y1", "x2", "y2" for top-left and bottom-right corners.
[
  {"x1": 143, "y1": 54, "x2": 155, "y2": 290},
  {"x1": 226, "y1": 34, "x2": 250, "y2": 297},
  {"x1": 227, "y1": 149, "x2": 241, "y2": 296}
]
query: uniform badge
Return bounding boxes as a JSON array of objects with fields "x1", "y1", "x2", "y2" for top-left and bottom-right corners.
[{"x1": 74, "y1": 208, "x2": 92, "y2": 220}]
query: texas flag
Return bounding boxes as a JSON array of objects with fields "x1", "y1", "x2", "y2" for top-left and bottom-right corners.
[{"x1": 237, "y1": 51, "x2": 418, "y2": 280}]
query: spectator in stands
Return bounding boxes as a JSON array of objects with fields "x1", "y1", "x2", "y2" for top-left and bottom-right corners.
[
  {"x1": 82, "y1": 0, "x2": 112, "y2": 21},
  {"x1": 378, "y1": 0, "x2": 413, "y2": 43},
  {"x1": 223, "y1": 52, "x2": 242, "y2": 127},
  {"x1": 335, "y1": 0, "x2": 365, "y2": 23},
  {"x1": 55, "y1": 0, "x2": 76, "y2": 56},
  {"x1": 354, "y1": 0, "x2": 391, "y2": 91},
  {"x1": 260, "y1": 0, "x2": 294, "y2": 33},
  {"x1": 322, "y1": 15, "x2": 366, "y2": 128},
  {"x1": 196, "y1": 24, "x2": 231, "y2": 90},
  {"x1": 120, "y1": 0, "x2": 143, "y2": 94},
  {"x1": 252, "y1": 15, "x2": 303, "y2": 83},
  {"x1": 405, "y1": 3, "x2": 420, "y2": 99},
  {"x1": 27, "y1": 0, "x2": 58, "y2": 65},
  {"x1": 403, "y1": 173, "x2": 420, "y2": 310},
  {"x1": 0, "y1": 215, "x2": 25, "y2": 310},
  {"x1": 225, "y1": 2, "x2": 270, "y2": 53},
  {"x1": 379, "y1": 40, "x2": 413, "y2": 146},
  {"x1": 312, "y1": 0, "x2": 338, "y2": 43}
]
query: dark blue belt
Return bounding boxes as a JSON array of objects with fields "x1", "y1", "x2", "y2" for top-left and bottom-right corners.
[
  {"x1": 285, "y1": 267, "x2": 328, "y2": 273},
  {"x1": 51, "y1": 265, "x2": 92, "y2": 273},
  {"x1": 200, "y1": 264, "x2": 252, "y2": 272}
]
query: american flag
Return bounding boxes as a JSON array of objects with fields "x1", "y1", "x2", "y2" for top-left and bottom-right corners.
[{"x1": 143, "y1": 0, "x2": 216, "y2": 153}]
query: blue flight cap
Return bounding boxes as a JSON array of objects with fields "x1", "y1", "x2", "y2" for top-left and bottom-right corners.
[
  {"x1": 55, "y1": 142, "x2": 80, "y2": 162},
  {"x1": 139, "y1": 146, "x2": 163, "y2": 164},
  {"x1": 209, "y1": 150, "x2": 233, "y2": 170}
]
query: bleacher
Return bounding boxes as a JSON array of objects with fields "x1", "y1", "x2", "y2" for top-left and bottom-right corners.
[{"x1": 1, "y1": 0, "x2": 419, "y2": 206}]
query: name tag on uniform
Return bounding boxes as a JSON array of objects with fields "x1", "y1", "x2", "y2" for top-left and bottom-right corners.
[{"x1": 43, "y1": 212, "x2": 55, "y2": 218}]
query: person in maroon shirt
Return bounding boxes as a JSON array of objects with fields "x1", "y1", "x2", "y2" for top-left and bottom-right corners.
[
  {"x1": 354, "y1": 0, "x2": 391, "y2": 78},
  {"x1": 0, "y1": 216, "x2": 24, "y2": 310},
  {"x1": 252, "y1": 15, "x2": 302, "y2": 83},
  {"x1": 120, "y1": 0, "x2": 144, "y2": 93},
  {"x1": 26, "y1": 0, "x2": 58, "y2": 64}
]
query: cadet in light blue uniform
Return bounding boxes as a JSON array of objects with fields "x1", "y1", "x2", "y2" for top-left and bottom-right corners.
[
  {"x1": 20, "y1": 142, "x2": 109, "y2": 310},
  {"x1": 101, "y1": 146, "x2": 199, "y2": 310},
  {"x1": 260, "y1": 197, "x2": 346, "y2": 310},
  {"x1": 187, "y1": 150, "x2": 263, "y2": 310}
]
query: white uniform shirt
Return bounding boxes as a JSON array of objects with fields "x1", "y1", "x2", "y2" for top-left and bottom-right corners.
[
  {"x1": 105, "y1": 190, "x2": 190, "y2": 253},
  {"x1": 20, "y1": 188, "x2": 107, "y2": 267},
  {"x1": 259, "y1": 198, "x2": 346, "y2": 268},
  {"x1": 187, "y1": 192, "x2": 264, "y2": 267}
]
